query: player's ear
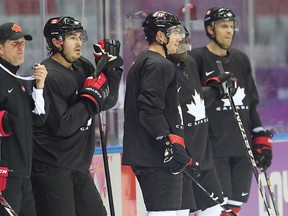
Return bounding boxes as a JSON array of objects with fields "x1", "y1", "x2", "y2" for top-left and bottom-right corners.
[
  {"x1": 207, "y1": 25, "x2": 215, "y2": 38},
  {"x1": 0, "y1": 43, "x2": 4, "y2": 55},
  {"x1": 51, "y1": 38, "x2": 62, "y2": 48},
  {"x1": 156, "y1": 31, "x2": 165, "y2": 44}
]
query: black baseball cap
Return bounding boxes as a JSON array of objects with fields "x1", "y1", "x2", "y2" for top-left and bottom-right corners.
[{"x1": 0, "y1": 22, "x2": 32, "y2": 41}]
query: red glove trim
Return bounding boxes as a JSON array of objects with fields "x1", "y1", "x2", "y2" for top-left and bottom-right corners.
[
  {"x1": 93, "y1": 40, "x2": 106, "y2": 62},
  {"x1": 80, "y1": 94, "x2": 98, "y2": 106},
  {"x1": 93, "y1": 50, "x2": 102, "y2": 61},
  {"x1": 204, "y1": 77, "x2": 221, "y2": 86},
  {"x1": 252, "y1": 136, "x2": 272, "y2": 148},
  {"x1": 0, "y1": 166, "x2": 8, "y2": 178},
  {"x1": 0, "y1": 166, "x2": 8, "y2": 192},
  {"x1": 83, "y1": 74, "x2": 107, "y2": 90},
  {"x1": 0, "y1": 110, "x2": 10, "y2": 137},
  {"x1": 168, "y1": 134, "x2": 185, "y2": 148},
  {"x1": 98, "y1": 39, "x2": 105, "y2": 49}
]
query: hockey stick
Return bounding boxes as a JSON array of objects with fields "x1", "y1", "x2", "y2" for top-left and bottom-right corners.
[
  {"x1": 263, "y1": 171, "x2": 280, "y2": 216},
  {"x1": 183, "y1": 170, "x2": 237, "y2": 216},
  {"x1": 216, "y1": 60, "x2": 274, "y2": 216},
  {"x1": 0, "y1": 195, "x2": 18, "y2": 216},
  {"x1": 94, "y1": 54, "x2": 115, "y2": 216}
]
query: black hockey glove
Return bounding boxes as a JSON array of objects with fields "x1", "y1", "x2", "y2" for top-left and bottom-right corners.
[
  {"x1": 185, "y1": 159, "x2": 201, "y2": 178},
  {"x1": 252, "y1": 130, "x2": 273, "y2": 170},
  {"x1": 92, "y1": 39, "x2": 123, "y2": 110},
  {"x1": 101, "y1": 67, "x2": 123, "y2": 111},
  {"x1": 161, "y1": 134, "x2": 191, "y2": 175},
  {"x1": 0, "y1": 110, "x2": 13, "y2": 137},
  {"x1": 93, "y1": 39, "x2": 124, "y2": 73},
  {"x1": 204, "y1": 72, "x2": 237, "y2": 100},
  {"x1": 80, "y1": 73, "x2": 109, "y2": 110}
]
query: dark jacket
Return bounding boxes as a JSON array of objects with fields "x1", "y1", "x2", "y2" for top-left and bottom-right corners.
[{"x1": 0, "y1": 57, "x2": 48, "y2": 177}]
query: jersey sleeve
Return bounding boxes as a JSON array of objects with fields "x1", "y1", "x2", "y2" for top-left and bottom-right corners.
[
  {"x1": 44, "y1": 74, "x2": 92, "y2": 137},
  {"x1": 137, "y1": 59, "x2": 175, "y2": 138}
]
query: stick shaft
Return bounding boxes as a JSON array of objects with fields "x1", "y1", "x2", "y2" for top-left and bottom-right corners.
[
  {"x1": 264, "y1": 171, "x2": 280, "y2": 216},
  {"x1": 97, "y1": 111, "x2": 115, "y2": 216},
  {"x1": 183, "y1": 170, "x2": 237, "y2": 216},
  {"x1": 216, "y1": 60, "x2": 274, "y2": 216}
]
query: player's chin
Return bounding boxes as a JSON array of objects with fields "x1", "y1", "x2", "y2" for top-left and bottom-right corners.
[
  {"x1": 73, "y1": 53, "x2": 81, "y2": 59},
  {"x1": 224, "y1": 40, "x2": 232, "y2": 47}
]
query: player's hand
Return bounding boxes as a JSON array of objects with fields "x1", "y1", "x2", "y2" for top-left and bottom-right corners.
[
  {"x1": 204, "y1": 72, "x2": 237, "y2": 99},
  {"x1": 0, "y1": 110, "x2": 13, "y2": 137},
  {"x1": 161, "y1": 134, "x2": 191, "y2": 175},
  {"x1": 93, "y1": 39, "x2": 124, "y2": 72},
  {"x1": 0, "y1": 160, "x2": 8, "y2": 192},
  {"x1": 186, "y1": 159, "x2": 201, "y2": 178},
  {"x1": 80, "y1": 73, "x2": 109, "y2": 110},
  {"x1": 252, "y1": 130, "x2": 273, "y2": 170},
  {"x1": 33, "y1": 63, "x2": 48, "y2": 89}
]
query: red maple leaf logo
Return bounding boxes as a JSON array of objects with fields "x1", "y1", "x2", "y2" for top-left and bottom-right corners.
[{"x1": 11, "y1": 24, "x2": 22, "y2": 32}]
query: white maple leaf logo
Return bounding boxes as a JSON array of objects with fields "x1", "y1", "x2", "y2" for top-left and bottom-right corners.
[
  {"x1": 186, "y1": 90, "x2": 206, "y2": 121},
  {"x1": 222, "y1": 87, "x2": 246, "y2": 106},
  {"x1": 178, "y1": 104, "x2": 184, "y2": 127}
]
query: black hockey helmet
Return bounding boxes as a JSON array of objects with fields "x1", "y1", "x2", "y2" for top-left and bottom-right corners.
[
  {"x1": 44, "y1": 16, "x2": 87, "y2": 46},
  {"x1": 204, "y1": 7, "x2": 236, "y2": 38},
  {"x1": 142, "y1": 11, "x2": 181, "y2": 43},
  {"x1": 44, "y1": 16, "x2": 84, "y2": 38}
]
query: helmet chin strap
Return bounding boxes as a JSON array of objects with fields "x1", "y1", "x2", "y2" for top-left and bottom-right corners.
[
  {"x1": 211, "y1": 28, "x2": 234, "y2": 51},
  {"x1": 155, "y1": 36, "x2": 169, "y2": 58},
  {"x1": 58, "y1": 41, "x2": 74, "y2": 64},
  {"x1": 60, "y1": 50, "x2": 74, "y2": 64},
  {"x1": 213, "y1": 37, "x2": 230, "y2": 50}
]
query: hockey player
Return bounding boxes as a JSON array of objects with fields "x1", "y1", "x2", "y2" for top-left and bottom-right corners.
[
  {"x1": 122, "y1": 11, "x2": 200, "y2": 216},
  {"x1": 189, "y1": 7, "x2": 273, "y2": 215},
  {"x1": 169, "y1": 26, "x2": 233, "y2": 216},
  {"x1": 31, "y1": 16, "x2": 122, "y2": 216},
  {"x1": 0, "y1": 22, "x2": 48, "y2": 215}
]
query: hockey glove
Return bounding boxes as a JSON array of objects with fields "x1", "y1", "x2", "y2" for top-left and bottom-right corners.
[
  {"x1": 252, "y1": 130, "x2": 273, "y2": 170},
  {"x1": 162, "y1": 134, "x2": 192, "y2": 175},
  {"x1": 0, "y1": 160, "x2": 8, "y2": 192},
  {"x1": 101, "y1": 67, "x2": 123, "y2": 110},
  {"x1": 204, "y1": 72, "x2": 237, "y2": 100},
  {"x1": 80, "y1": 73, "x2": 109, "y2": 110},
  {"x1": 185, "y1": 159, "x2": 201, "y2": 178},
  {"x1": 0, "y1": 110, "x2": 13, "y2": 137},
  {"x1": 93, "y1": 39, "x2": 124, "y2": 72}
]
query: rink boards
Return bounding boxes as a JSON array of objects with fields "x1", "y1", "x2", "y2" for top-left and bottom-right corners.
[{"x1": 92, "y1": 134, "x2": 288, "y2": 216}]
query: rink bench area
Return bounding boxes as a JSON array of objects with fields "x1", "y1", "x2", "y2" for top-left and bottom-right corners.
[{"x1": 92, "y1": 134, "x2": 288, "y2": 216}]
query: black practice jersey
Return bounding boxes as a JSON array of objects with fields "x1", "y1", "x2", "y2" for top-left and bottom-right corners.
[
  {"x1": 176, "y1": 55, "x2": 214, "y2": 170},
  {"x1": 122, "y1": 51, "x2": 184, "y2": 167},
  {"x1": 189, "y1": 47, "x2": 263, "y2": 157},
  {"x1": 33, "y1": 57, "x2": 98, "y2": 174},
  {"x1": 0, "y1": 57, "x2": 48, "y2": 177}
]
